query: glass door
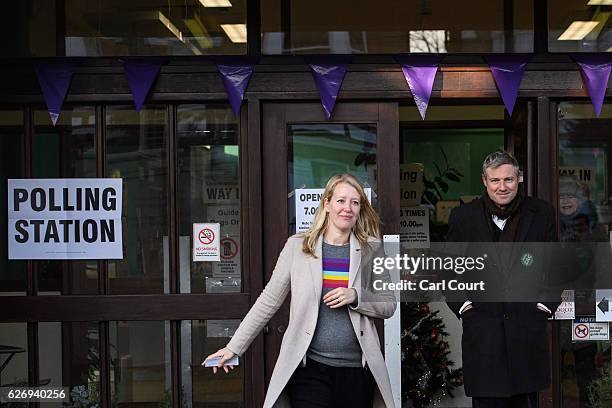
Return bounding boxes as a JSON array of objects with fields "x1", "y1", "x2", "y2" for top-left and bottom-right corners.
[{"x1": 261, "y1": 102, "x2": 400, "y2": 385}]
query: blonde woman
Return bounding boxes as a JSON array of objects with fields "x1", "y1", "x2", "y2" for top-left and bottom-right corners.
[{"x1": 204, "y1": 173, "x2": 396, "y2": 408}]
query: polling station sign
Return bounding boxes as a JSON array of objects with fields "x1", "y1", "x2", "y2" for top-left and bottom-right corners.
[{"x1": 8, "y1": 179, "x2": 123, "y2": 260}]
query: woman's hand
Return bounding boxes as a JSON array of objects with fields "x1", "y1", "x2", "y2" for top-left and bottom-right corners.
[
  {"x1": 323, "y1": 287, "x2": 357, "y2": 309},
  {"x1": 202, "y1": 347, "x2": 236, "y2": 374}
]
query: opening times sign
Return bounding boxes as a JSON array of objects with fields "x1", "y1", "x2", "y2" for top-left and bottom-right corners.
[{"x1": 8, "y1": 179, "x2": 123, "y2": 260}]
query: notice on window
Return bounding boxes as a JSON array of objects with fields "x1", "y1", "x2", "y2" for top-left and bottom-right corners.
[
  {"x1": 400, "y1": 206, "x2": 430, "y2": 248},
  {"x1": 206, "y1": 205, "x2": 241, "y2": 277},
  {"x1": 400, "y1": 163, "x2": 424, "y2": 206},
  {"x1": 572, "y1": 317, "x2": 610, "y2": 341},
  {"x1": 8, "y1": 178, "x2": 123, "y2": 260},
  {"x1": 555, "y1": 290, "x2": 575, "y2": 320},
  {"x1": 193, "y1": 223, "x2": 220, "y2": 262},
  {"x1": 295, "y1": 188, "x2": 372, "y2": 233}
]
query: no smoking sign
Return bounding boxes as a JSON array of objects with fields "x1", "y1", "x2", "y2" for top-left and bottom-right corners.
[
  {"x1": 193, "y1": 223, "x2": 220, "y2": 262},
  {"x1": 198, "y1": 228, "x2": 215, "y2": 245}
]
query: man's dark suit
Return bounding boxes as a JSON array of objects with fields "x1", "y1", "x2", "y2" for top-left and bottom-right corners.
[{"x1": 446, "y1": 196, "x2": 560, "y2": 399}]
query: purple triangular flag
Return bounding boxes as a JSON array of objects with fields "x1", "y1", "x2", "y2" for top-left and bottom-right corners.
[
  {"x1": 305, "y1": 56, "x2": 351, "y2": 119},
  {"x1": 486, "y1": 55, "x2": 530, "y2": 116},
  {"x1": 395, "y1": 55, "x2": 440, "y2": 120},
  {"x1": 121, "y1": 59, "x2": 165, "y2": 112},
  {"x1": 34, "y1": 60, "x2": 77, "y2": 126},
  {"x1": 215, "y1": 57, "x2": 257, "y2": 118},
  {"x1": 572, "y1": 55, "x2": 612, "y2": 118}
]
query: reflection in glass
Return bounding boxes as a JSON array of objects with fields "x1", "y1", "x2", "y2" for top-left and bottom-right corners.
[
  {"x1": 558, "y1": 102, "x2": 612, "y2": 408},
  {"x1": 549, "y1": 0, "x2": 612, "y2": 52},
  {"x1": 106, "y1": 106, "x2": 168, "y2": 294},
  {"x1": 400, "y1": 127, "x2": 504, "y2": 242},
  {"x1": 109, "y1": 321, "x2": 170, "y2": 406},
  {"x1": 0, "y1": 110, "x2": 26, "y2": 295},
  {"x1": 38, "y1": 322, "x2": 100, "y2": 407},
  {"x1": 188, "y1": 320, "x2": 243, "y2": 407},
  {"x1": 288, "y1": 123, "x2": 377, "y2": 235},
  {"x1": 1, "y1": 1, "x2": 57, "y2": 57},
  {"x1": 400, "y1": 105, "x2": 506, "y2": 408},
  {"x1": 176, "y1": 105, "x2": 240, "y2": 294},
  {"x1": 0, "y1": 323, "x2": 28, "y2": 387},
  {"x1": 33, "y1": 107, "x2": 98, "y2": 295},
  {"x1": 65, "y1": 0, "x2": 247, "y2": 56},
  {"x1": 262, "y1": 0, "x2": 533, "y2": 54}
]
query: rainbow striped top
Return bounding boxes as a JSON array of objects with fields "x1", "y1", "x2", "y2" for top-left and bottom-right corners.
[{"x1": 322, "y1": 255, "x2": 350, "y2": 289}]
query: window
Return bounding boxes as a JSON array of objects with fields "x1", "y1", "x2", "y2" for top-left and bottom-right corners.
[
  {"x1": 106, "y1": 106, "x2": 169, "y2": 295},
  {"x1": 33, "y1": 107, "x2": 98, "y2": 295},
  {"x1": 549, "y1": 0, "x2": 612, "y2": 52},
  {"x1": 262, "y1": 0, "x2": 534, "y2": 54},
  {"x1": 558, "y1": 101, "x2": 612, "y2": 407},
  {"x1": 177, "y1": 105, "x2": 241, "y2": 294},
  {"x1": 0, "y1": 110, "x2": 26, "y2": 295},
  {"x1": 65, "y1": 0, "x2": 247, "y2": 56}
]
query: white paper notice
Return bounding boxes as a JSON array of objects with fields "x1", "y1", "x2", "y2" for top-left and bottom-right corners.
[
  {"x1": 8, "y1": 178, "x2": 123, "y2": 260},
  {"x1": 572, "y1": 318, "x2": 610, "y2": 341},
  {"x1": 193, "y1": 223, "x2": 220, "y2": 262},
  {"x1": 595, "y1": 289, "x2": 612, "y2": 322},
  {"x1": 295, "y1": 188, "x2": 372, "y2": 233},
  {"x1": 400, "y1": 206, "x2": 430, "y2": 248},
  {"x1": 555, "y1": 290, "x2": 575, "y2": 320}
]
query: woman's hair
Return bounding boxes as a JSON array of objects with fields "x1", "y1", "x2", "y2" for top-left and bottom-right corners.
[{"x1": 301, "y1": 173, "x2": 381, "y2": 257}]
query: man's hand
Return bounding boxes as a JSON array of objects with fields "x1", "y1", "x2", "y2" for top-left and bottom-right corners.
[{"x1": 323, "y1": 288, "x2": 357, "y2": 309}]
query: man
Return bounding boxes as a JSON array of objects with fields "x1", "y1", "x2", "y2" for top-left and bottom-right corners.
[{"x1": 446, "y1": 150, "x2": 560, "y2": 408}]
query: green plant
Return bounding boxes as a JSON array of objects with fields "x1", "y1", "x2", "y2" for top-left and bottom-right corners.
[
  {"x1": 422, "y1": 147, "x2": 464, "y2": 207},
  {"x1": 588, "y1": 364, "x2": 612, "y2": 408}
]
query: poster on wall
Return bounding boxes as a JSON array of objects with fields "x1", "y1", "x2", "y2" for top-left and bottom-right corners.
[
  {"x1": 295, "y1": 188, "x2": 372, "y2": 233},
  {"x1": 8, "y1": 178, "x2": 123, "y2": 260}
]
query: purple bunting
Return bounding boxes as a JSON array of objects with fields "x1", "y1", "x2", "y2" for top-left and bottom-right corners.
[
  {"x1": 215, "y1": 57, "x2": 257, "y2": 118},
  {"x1": 486, "y1": 55, "x2": 530, "y2": 116},
  {"x1": 572, "y1": 55, "x2": 612, "y2": 118},
  {"x1": 305, "y1": 56, "x2": 352, "y2": 119},
  {"x1": 121, "y1": 59, "x2": 165, "y2": 112},
  {"x1": 34, "y1": 60, "x2": 77, "y2": 126},
  {"x1": 395, "y1": 55, "x2": 440, "y2": 120}
]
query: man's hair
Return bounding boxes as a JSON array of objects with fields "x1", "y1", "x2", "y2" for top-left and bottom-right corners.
[{"x1": 482, "y1": 150, "x2": 522, "y2": 178}]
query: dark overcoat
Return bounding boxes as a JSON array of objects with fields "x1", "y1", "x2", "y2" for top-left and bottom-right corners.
[{"x1": 446, "y1": 196, "x2": 560, "y2": 397}]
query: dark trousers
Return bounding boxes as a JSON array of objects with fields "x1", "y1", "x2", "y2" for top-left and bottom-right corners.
[
  {"x1": 288, "y1": 358, "x2": 375, "y2": 408},
  {"x1": 472, "y1": 392, "x2": 539, "y2": 408}
]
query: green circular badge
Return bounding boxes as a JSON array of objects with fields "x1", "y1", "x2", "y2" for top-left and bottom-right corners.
[{"x1": 520, "y1": 252, "x2": 534, "y2": 267}]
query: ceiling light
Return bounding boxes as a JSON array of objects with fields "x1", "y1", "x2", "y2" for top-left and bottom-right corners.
[
  {"x1": 158, "y1": 11, "x2": 185, "y2": 43},
  {"x1": 558, "y1": 21, "x2": 600, "y2": 40},
  {"x1": 588, "y1": 0, "x2": 612, "y2": 5},
  {"x1": 200, "y1": 0, "x2": 232, "y2": 7},
  {"x1": 221, "y1": 24, "x2": 247, "y2": 43}
]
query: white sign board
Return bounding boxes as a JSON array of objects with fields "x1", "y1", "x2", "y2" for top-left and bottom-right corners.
[
  {"x1": 555, "y1": 290, "x2": 576, "y2": 320},
  {"x1": 400, "y1": 163, "x2": 424, "y2": 206},
  {"x1": 399, "y1": 206, "x2": 430, "y2": 248},
  {"x1": 595, "y1": 289, "x2": 612, "y2": 322},
  {"x1": 572, "y1": 319, "x2": 610, "y2": 341},
  {"x1": 8, "y1": 178, "x2": 123, "y2": 260},
  {"x1": 193, "y1": 223, "x2": 220, "y2": 261},
  {"x1": 295, "y1": 188, "x2": 372, "y2": 233}
]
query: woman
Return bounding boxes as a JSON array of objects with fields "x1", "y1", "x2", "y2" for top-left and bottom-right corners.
[{"x1": 203, "y1": 173, "x2": 396, "y2": 407}]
